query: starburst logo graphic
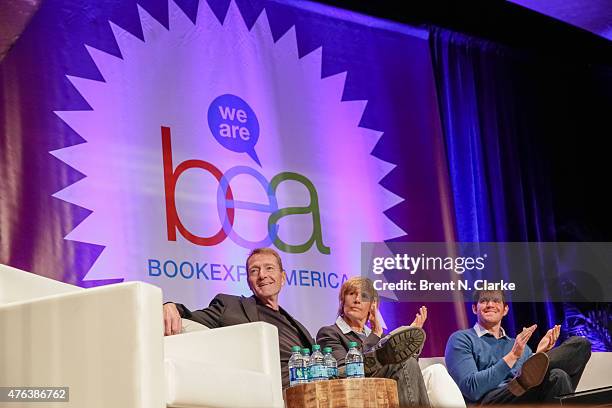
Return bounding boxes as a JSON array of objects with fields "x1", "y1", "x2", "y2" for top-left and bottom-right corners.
[{"x1": 50, "y1": 0, "x2": 403, "y2": 322}]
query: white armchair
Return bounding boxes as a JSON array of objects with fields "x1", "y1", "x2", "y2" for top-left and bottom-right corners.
[{"x1": 0, "y1": 264, "x2": 284, "y2": 408}]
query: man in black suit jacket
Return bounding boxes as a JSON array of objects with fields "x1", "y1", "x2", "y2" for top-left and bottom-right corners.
[{"x1": 163, "y1": 248, "x2": 314, "y2": 389}]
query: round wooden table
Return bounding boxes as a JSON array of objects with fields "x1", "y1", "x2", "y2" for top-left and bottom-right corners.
[{"x1": 284, "y1": 378, "x2": 399, "y2": 408}]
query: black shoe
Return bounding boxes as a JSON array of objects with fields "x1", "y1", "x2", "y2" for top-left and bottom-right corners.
[
  {"x1": 507, "y1": 352, "x2": 549, "y2": 397},
  {"x1": 364, "y1": 326, "x2": 426, "y2": 376}
]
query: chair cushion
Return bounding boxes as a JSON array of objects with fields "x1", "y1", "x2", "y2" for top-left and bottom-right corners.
[{"x1": 181, "y1": 318, "x2": 209, "y2": 333}]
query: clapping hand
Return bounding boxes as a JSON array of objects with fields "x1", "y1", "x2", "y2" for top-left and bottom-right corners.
[
  {"x1": 410, "y1": 306, "x2": 428, "y2": 328},
  {"x1": 510, "y1": 324, "x2": 537, "y2": 359},
  {"x1": 504, "y1": 324, "x2": 537, "y2": 368},
  {"x1": 537, "y1": 324, "x2": 561, "y2": 353}
]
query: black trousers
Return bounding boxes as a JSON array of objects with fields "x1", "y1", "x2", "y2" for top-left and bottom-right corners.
[{"x1": 480, "y1": 336, "x2": 592, "y2": 404}]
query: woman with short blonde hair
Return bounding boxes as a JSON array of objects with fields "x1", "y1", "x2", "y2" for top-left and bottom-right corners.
[
  {"x1": 317, "y1": 276, "x2": 466, "y2": 407},
  {"x1": 336, "y1": 277, "x2": 379, "y2": 317}
]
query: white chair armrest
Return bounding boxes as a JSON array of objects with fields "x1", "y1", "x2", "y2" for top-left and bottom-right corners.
[
  {"x1": 576, "y1": 351, "x2": 612, "y2": 391},
  {"x1": 165, "y1": 322, "x2": 280, "y2": 375},
  {"x1": 0, "y1": 281, "x2": 165, "y2": 408},
  {"x1": 164, "y1": 322, "x2": 283, "y2": 407},
  {"x1": 419, "y1": 356, "x2": 446, "y2": 370},
  {"x1": 0, "y1": 263, "x2": 82, "y2": 304}
]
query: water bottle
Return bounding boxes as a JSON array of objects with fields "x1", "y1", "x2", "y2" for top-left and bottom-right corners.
[
  {"x1": 345, "y1": 341, "x2": 365, "y2": 378},
  {"x1": 309, "y1": 344, "x2": 327, "y2": 382},
  {"x1": 323, "y1": 347, "x2": 338, "y2": 379},
  {"x1": 301, "y1": 348, "x2": 311, "y2": 383},
  {"x1": 288, "y1": 346, "x2": 303, "y2": 386}
]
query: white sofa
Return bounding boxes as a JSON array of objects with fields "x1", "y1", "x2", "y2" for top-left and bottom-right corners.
[{"x1": 0, "y1": 264, "x2": 283, "y2": 408}]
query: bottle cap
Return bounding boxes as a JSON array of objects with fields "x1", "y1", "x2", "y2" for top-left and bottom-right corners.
[
  {"x1": 323, "y1": 347, "x2": 332, "y2": 353},
  {"x1": 348, "y1": 341, "x2": 359, "y2": 348},
  {"x1": 312, "y1": 344, "x2": 321, "y2": 351},
  {"x1": 301, "y1": 348, "x2": 310, "y2": 354},
  {"x1": 291, "y1": 346, "x2": 301, "y2": 352}
]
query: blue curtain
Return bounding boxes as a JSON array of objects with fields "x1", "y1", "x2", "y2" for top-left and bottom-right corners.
[{"x1": 430, "y1": 28, "x2": 562, "y2": 341}]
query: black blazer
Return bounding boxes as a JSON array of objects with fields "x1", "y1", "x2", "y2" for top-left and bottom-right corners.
[
  {"x1": 316, "y1": 321, "x2": 381, "y2": 367},
  {"x1": 176, "y1": 293, "x2": 315, "y2": 346}
]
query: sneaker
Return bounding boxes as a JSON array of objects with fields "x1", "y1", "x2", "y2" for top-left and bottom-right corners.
[
  {"x1": 507, "y1": 352, "x2": 550, "y2": 396},
  {"x1": 364, "y1": 326, "x2": 426, "y2": 375}
]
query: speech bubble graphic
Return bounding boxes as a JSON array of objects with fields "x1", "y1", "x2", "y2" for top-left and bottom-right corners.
[{"x1": 207, "y1": 94, "x2": 261, "y2": 165}]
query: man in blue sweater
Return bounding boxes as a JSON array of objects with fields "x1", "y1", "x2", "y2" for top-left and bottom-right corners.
[{"x1": 445, "y1": 290, "x2": 591, "y2": 404}]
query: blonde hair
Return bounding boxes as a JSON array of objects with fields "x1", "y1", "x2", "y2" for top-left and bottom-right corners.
[
  {"x1": 337, "y1": 277, "x2": 379, "y2": 316},
  {"x1": 246, "y1": 247, "x2": 284, "y2": 271}
]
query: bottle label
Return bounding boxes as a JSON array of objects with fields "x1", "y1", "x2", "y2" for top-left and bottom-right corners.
[
  {"x1": 289, "y1": 367, "x2": 298, "y2": 385},
  {"x1": 290, "y1": 366, "x2": 310, "y2": 385},
  {"x1": 346, "y1": 362, "x2": 364, "y2": 378},
  {"x1": 328, "y1": 367, "x2": 338, "y2": 379},
  {"x1": 298, "y1": 367, "x2": 308, "y2": 382},
  {"x1": 309, "y1": 364, "x2": 327, "y2": 380}
]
